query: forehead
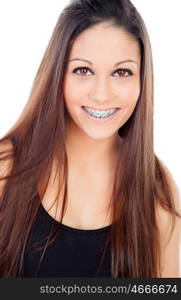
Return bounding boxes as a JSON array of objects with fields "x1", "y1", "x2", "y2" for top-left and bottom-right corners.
[{"x1": 69, "y1": 23, "x2": 141, "y2": 64}]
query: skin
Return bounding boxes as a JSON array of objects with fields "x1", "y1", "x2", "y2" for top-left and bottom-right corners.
[
  {"x1": 64, "y1": 23, "x2": 141, "y2": 167},
  {"x1": 2, "y1": 23, "x2": 180, "y2": 277},
  {"x1": 1, "y1": 22, "x2": 179, "y2": 276},
  {"x1": 62, "y1": 21, "x2": 181, "y2": 276},
  {"x1": 60, "y1": 22, "x2": 141, "y2": 228}
]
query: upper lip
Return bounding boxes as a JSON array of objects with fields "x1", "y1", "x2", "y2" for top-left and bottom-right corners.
[{"x1": 82, "y1": 106, "x2": 119, "y2": 111}]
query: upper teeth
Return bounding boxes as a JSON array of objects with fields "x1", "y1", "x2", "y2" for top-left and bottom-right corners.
[{"x1": 84, "y1": 107, "x2": 117, "y2": 114}]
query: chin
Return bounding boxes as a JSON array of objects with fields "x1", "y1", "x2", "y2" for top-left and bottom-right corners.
[{"x1": 82, "y1": 128, "x2": 118, "y2": 140}]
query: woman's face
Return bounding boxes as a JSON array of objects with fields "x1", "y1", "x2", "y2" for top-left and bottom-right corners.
[{"x1": 64, "y1": 22, "x2": 141, "y2": 140}]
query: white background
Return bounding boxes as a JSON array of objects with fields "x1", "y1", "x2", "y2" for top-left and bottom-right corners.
[{"x1": 0, "y1": 0, "x2": 180, "y2": 270}]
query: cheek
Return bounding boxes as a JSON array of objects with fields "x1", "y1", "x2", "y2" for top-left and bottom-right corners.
[
  {"x1": 117, "y1": 84, "x2": 140, "y2": 127},
  {"x1": 64, "y1": 81, "x2": 75, "y2": 111},
  {"x1": 120, "y1": 83, "x2": 140, "y2": 109},
  {"x1": 64, "y1": 77, "x2": 83, "y2": 107}
]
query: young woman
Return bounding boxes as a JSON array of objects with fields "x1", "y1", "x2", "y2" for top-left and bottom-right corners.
[{"x1": 0, "y1": 0, "x2": 180, "y2": 278}]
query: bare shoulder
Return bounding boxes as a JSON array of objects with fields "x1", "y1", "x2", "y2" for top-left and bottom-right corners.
[
  {"x1": 156, "y1": 162, "x2": 181, "y2": 225},
  {"x1": 0, "y1": 140, "x2": 14, "y2": 196},
  {"x1": 156, "y1": 162, "x2": 181, "y2": 277}
]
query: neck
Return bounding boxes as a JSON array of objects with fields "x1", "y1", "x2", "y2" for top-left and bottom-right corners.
[{"x1": 65, "y1": 118, "x2": 122, "y2": 174}]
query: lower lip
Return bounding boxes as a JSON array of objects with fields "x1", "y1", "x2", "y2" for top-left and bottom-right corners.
[{"x1": 81, "y1": 106, "x2": 120, "y2": 123}]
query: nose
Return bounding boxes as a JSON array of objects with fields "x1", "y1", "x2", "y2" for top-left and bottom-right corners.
[{"x1": 89, "y1": 77, "x2": 112, "y2": 104}]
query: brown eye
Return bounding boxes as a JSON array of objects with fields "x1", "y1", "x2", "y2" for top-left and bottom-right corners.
[
  {"x1": 72, "y1": 67, "x2": 133, "y2": 77},
  {"x1": 115, "y1": 68, "x2": 133, "y2": 77},
  {"x1": 73, "y1": 67, "x2": 92, "y2": 75}
]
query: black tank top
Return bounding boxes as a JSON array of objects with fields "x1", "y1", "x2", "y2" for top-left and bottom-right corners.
[{"x1": 22, "y1": 203, "x2": 112, "y2": 277}]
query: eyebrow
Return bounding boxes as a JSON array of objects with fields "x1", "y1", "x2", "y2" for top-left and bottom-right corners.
[{"x1": 69, "y1": 58, "x2": 138, "y2": 67}]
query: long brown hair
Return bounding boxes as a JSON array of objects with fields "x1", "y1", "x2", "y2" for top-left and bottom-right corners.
[{"x1": 0, "y1": 0, "x2": 180, "y2": 278}]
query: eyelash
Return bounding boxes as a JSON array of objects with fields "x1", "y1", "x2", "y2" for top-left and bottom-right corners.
[{"x1": 72, "y1": 67, "x2": 133, "y2": 77}]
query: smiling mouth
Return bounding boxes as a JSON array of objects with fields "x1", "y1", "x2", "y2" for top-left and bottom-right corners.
[
  {"x1": 81, "y1": 106, "x2": 120, "y2": 119},
  {"x1": 82, "y1": 105, "x2": 120, "y2": 111}
]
